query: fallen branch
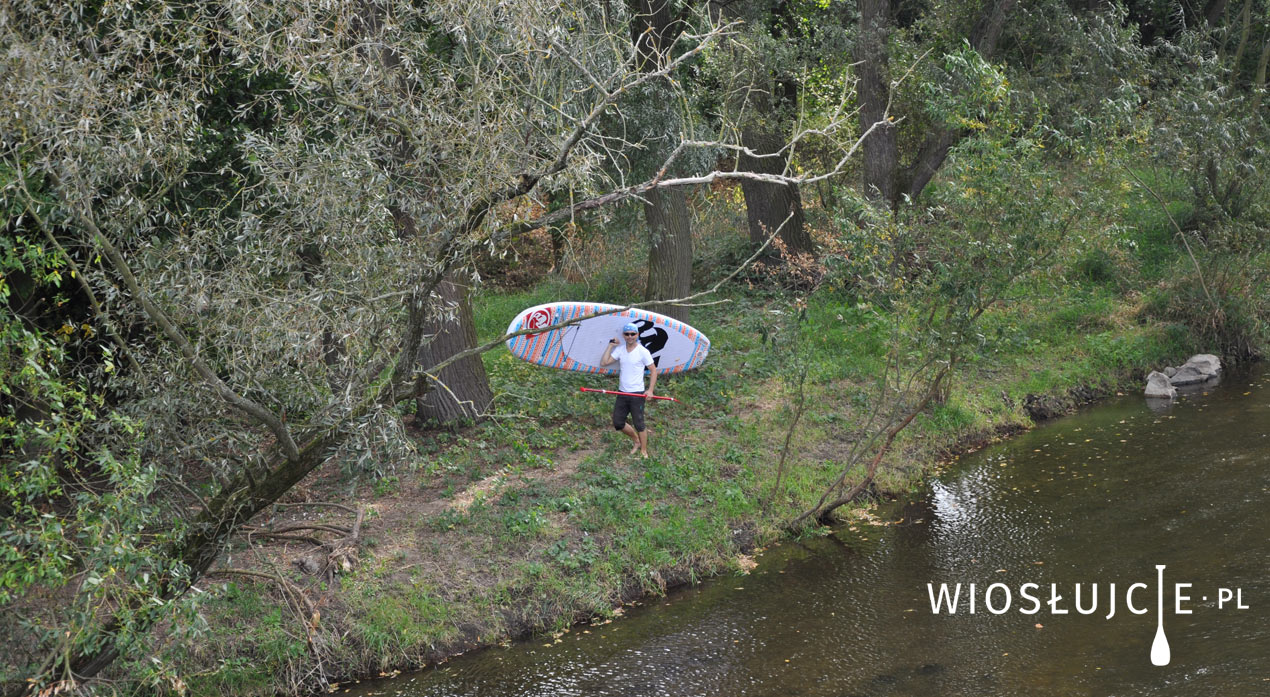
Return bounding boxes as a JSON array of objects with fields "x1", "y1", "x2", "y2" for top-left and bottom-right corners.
[
  {"x1": 205, "y1": 567, "x2": 323, "y2": 674},
  {"x1": 245, "y1": 524, "x2": 353, "y2": 537},
  {"x1": 270, "y1": 502, "x2": 360, "y2": 516},
  {"x1": 250, "y1": 532, "x2": 324, "y2": 546}
]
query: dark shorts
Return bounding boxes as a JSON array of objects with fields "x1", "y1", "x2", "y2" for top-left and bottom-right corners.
[{"x1": 612, "y1": 394, "x2": 646, "y2": 432}]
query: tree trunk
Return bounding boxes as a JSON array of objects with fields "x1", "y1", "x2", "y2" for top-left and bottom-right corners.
[
  {"x1": 710, "y1": 0, "x2": 814, "y2": 258},
  {"x1": 391, "y1": 204, "x2": 493, "y2": 427},
  {"x1": 1205, "y1": 0, "x2": 1231, "y2": 28},
  {"x1": 52, "y1": 417, "x2": 347, "y2": 693},
  {"x1": 901, "y1": 129, "x2": 960, "y2": 204},
  {"x1": 414, "y1": 275, "x2": 493, "y2": 424},
  {"x1": 1232, "y1": 0, "x2": 1253, "y2": 69},
  {"x1": 968, "y1": 0, "x2": 1017, "y2": 55},
  {"x1": 628, "y1": 0, "x2": 684, "y2": 70},
  {"x1": 643, "y1": 186, "x2": 693, "y2": 322},
  {"x1": 857, "y1": 0, "x2": 898, "y2": 207},
  {"x1": 899, "y1": 0, "x2": 1017, "y2": 203},
  {"x1": 1253, "y1": 38, "x2": 1269, "y2": 111},
  {"x1": 739, "y1": 127, "x2": 813, "y2": 255},
  {"x1": 628, "y1": 0, "x2": 694, "y2": 322}
]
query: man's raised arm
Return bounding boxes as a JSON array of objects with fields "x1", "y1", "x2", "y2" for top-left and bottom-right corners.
[{"x1": 600, "y1": 337, "x2": 618, "y2": 366}]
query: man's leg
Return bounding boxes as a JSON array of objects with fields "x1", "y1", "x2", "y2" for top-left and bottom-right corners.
[
  {"x1": 622, "y1": 424, "x2": 641, "y2": 454},
  {"x1": 614, "y1": 396, "x2": 641, "y2": 453},
  {"x1": 631, "y1": 397, "x2": 648, "y2": 457}
]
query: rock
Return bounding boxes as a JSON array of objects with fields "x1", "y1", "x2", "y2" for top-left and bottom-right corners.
[
  {"x1": 1167, "y1": 354, "x2": 1222, "y2": 386},
  {"x1": 295, "y1": 555, "x2": 321, "y2": 575},
  {"x1": 1168, "y1": 365, "x2": 1208, "y2": 386},
  {"x1": 1163, "y1": 366, "x2": 1177, "y2": 377},
  {"x1": 1185, "y1": 353, "x2": 1221, "y2": 377},
  {"x1": 1145, "y1": 397, "x2": 1174, "y2": 414},
  {"x1": 1145, "y1": 371, "x2": 1177, "y2": 399}
]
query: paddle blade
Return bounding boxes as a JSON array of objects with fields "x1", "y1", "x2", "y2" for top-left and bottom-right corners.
[{"x1": 1150, "y1": 625, "x2": 1170, "y2": 666}]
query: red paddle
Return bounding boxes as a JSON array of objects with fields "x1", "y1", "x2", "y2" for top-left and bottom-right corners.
[{"x1": 579, "y1": 387, "x2": 682, "y2": 403}]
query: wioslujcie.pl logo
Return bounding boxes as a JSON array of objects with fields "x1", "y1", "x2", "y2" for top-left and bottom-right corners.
[{"x1": 926, "y1": 565, "x2": 1249, "y2": 666}]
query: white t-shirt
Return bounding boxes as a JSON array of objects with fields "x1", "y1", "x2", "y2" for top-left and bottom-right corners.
[{"x1": 610, "y1": 344, "x2": 654, "y2": 393}]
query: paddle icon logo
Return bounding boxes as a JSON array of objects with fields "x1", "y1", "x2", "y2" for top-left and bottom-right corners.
[
  {"x1": 925, "y1": 564, "x2": 1249, "y2": 666},
  {"x1": 1149, "y1": 565, "x2": 1170, "y2": 666}
]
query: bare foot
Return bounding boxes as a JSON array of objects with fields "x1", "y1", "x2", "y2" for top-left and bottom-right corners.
[
  {"x1": 629, "y1": 444, "x2": 640, "y2": 455},
  {"x1": 640, "y1": 450, "x2": 649, "y2": 459}
]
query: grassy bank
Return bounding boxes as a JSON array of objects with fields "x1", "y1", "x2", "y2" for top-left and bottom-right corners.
[{"x1": 151, "y1": 177, "x2": 1268, "y2": 696}]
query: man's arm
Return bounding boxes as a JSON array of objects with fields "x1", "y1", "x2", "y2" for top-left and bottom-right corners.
[
  {"x1": 600, "y1": 338, "x2": 618, "y2": 366},
  {"x1": 644, "y1": 360, "x2": 657, "y2": 398}
]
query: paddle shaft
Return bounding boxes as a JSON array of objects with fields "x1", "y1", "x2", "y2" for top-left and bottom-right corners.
[{"x1": 579, "y1": 387, "x2": 681, "y2": 403}]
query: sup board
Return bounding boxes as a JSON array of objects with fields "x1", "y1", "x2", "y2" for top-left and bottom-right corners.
[{"x1": 505, "y1": 302, "x2": 710, "y2": 375}]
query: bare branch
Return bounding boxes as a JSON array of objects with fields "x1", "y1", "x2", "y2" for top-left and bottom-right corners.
[{"x1": 500, "y1": 116, "x2": 892, "y2": 238}]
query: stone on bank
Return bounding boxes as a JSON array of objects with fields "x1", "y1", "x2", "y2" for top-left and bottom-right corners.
[{"x1": 1144, "y1": 354, "x2": 1222, "y2": 399}]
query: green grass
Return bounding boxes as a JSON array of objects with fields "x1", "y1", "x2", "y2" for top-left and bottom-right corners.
[
  {"x1": 350, "y1": 582, "x2": 457, "y2": 656},
  {"x1": 169, "y1": 157, "x2": 1268, "y2": 696},
  {"x1": 181, "y1": 582, "x2": 313, "y2": 695},
  {"x1": 180, "y1": 275, "x2": 1209, "y2": 695}
]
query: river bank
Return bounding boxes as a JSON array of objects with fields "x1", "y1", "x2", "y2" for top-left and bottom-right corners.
[
  {"x1": 157, "y1": 276, "x2": 1254, "y2": 696},
  {"x1": 345, "y1": 362, "x2": 1269, "y2": 697}
]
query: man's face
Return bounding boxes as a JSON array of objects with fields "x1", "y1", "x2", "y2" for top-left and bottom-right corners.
[{"x1": 623, "y1": 329, "x2": 639, "y2": 347}]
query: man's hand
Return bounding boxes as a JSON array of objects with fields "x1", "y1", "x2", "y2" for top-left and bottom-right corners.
[{"x1": 644, "y1": 389, "x2": 654, "y2": 399}]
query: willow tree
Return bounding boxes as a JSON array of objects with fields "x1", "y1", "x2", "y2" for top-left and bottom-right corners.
[
  {"x1": 0, "y1": 1, "x2": 746, "y2": 691},
  {"x1": 0, "y1": 0, "x2": 900, "y2": 686}
]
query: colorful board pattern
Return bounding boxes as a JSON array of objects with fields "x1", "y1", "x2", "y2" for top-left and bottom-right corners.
[{"x1": 505, "y1": 302, "x2": 711, "y2": 375}]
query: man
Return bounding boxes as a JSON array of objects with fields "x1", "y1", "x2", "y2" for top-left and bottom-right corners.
[{"x1": 600, "y1": 322, "x2": 657, "y2": 457}]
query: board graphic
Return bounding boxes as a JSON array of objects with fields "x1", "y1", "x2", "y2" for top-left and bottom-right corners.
[{"x1": 505, "y1": 302, "x2": 710, "y2": 375}]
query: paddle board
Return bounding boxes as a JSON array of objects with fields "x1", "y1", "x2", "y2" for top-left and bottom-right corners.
[{"x1": 505, "y1": 302, "x2": 710, "y2": 375}]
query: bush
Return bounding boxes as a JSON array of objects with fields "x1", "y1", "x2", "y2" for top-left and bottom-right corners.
[
  {"x1": 1071, "y1": 248, "x2": 1119, "y2": 286},
  {"x1": 1142, "y1": 254, "x2": 1270, "y2": 360}
]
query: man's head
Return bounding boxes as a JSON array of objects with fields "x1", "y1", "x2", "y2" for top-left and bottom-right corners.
[{"x1": 622, "y1": 322, "x2": 639, "y2": 344}]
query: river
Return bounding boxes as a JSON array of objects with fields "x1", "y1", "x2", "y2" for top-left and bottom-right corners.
[{"x1": 346, "y1": 365, "x2": 1268, "y2": 696}]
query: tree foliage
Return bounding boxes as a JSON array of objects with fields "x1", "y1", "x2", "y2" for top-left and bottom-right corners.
[
  {"x1": 1, "y1": 0, "x2": 1267, "y2": 693},
  {"x1": 0, "y1": 1, "x2": 753, "y2": 691}
]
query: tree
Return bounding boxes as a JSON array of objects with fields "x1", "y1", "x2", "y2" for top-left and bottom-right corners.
[
  {"x1": 793, "y1": 119, "x2": 1082, "y2": 526},
  {"x1": 349, "y1": 1, "x2": 497, "y2": 428},
  {"x1": 855, "y1": 0, "x2": 1019, "y2": 209},
  {"x1": 717, "y1": 0, "x2": 827, "y2": 257},
  {"x1": 0, "y1": 2, "x2": 738, "y2": 691},
  {"x1": 2, "y1": 0, "x2": 880, "y2": 689},
  {"x1": 628, "y1": 0, "x2": 699, "y2": 322}
]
